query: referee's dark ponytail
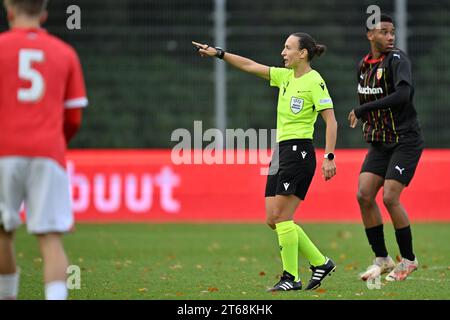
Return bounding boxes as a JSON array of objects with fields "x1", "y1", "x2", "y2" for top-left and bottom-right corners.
[
  {"x1": 315, "y1": 44, "x2": 326, "y2": 57},
  {"x1": 291, "y1": 32, "x2": 326, "y2": 61}
]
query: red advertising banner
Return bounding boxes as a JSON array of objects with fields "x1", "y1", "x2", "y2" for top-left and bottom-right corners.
[{"x1": 67, "y1": 149, "x2": 450, "y2": 222}]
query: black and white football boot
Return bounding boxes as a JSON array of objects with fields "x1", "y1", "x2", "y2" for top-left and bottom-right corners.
[
  {"x1": 267, "y1": 271, "x2": 302, "y2": 292},
  {"x1": 305, "y1": 257, "x2": 336, "y2": 290}
]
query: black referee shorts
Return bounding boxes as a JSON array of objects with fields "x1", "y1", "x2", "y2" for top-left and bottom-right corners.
[
  {"x1": 265, "y1": 139, "x2": 316, "y2": 200},
  {"x1": 361, "y1": 138, "x2": 424, "y2": 186}
]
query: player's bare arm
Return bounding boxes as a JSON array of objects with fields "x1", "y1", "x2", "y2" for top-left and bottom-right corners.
[
  {"x1": 320, "y1": 108, "x2": 337, "y2": 181},
  {"x1": 192, "y1": 41, "x2": 270, "y2": 80}
]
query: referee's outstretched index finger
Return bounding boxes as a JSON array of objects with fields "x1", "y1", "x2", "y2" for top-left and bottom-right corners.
[{"x1": 192, "y1": 41, "x2": 204, "y2": 49}]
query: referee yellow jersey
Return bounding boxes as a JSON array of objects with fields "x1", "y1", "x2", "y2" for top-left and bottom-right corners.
[{"x1": 269, "y1": 67, "x2": 334, "y2": 142}]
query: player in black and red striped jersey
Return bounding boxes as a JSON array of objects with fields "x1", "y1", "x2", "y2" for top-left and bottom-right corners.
[{"x1": 348, "y1": 14, "x2": 423, "y2": 282}]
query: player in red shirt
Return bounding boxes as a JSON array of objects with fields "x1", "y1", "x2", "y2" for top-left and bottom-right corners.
[{"x1": 0, "y1": 0, "x2": 87, "y2": 300}]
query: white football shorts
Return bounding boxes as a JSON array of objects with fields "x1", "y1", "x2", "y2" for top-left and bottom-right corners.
[{"x1": 0, "y1": 157, "x2": 73, "y2": 234}]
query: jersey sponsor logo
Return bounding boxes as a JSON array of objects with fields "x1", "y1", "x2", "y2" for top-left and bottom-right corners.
[
  {"x1": 360, "y1": 73, "x2": 364, "y2": 80},
  {"x1": 319, "y1": 98, "x2": 332, "y2": 105},
  {"x1": 376, "y1": 68, "x2": 384, "y2": 80},
  {"x1": 283, "y1": 182, "x2": 290, "y2": 190},
  {"x1": 393, "y1": 53, "x2": 401, "y2": 59},
  {"x1": 301, "y1": 151, "x2": 307, "y2": 159},
  {"x1": 320, "y1": 83, "x2": 325, "y2": 91},
  {"x1": 290, "y1": 97, "x2": 304, "y2": 114},
  {"x1": 358, "y1": 84, "x2": 383, "y2": 95}
]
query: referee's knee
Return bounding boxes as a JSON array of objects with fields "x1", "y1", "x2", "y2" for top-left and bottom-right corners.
[
  {"x1": 266, "y1": 216, "x2": 277, "y2": 230},
  {"x1": 266, "y1": 210, "x2": 285, "y2": 228},
  {"x1": 266, "y1": 221, "x2": 276, "y2": 230}
]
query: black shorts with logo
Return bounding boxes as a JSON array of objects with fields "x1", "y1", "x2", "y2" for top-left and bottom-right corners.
[
  {"x1": 265, "y1": 139, "x2": 316, "y2": 200},
  {"x1": 361, "y1": 138, "x2": 424, "y2": 186}
]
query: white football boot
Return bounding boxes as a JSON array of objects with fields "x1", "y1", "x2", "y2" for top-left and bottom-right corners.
[
  {"x1": 385, "y1": 257, "x2": 418, "y2": 281},
  {"x1": 360, "y1": 256, "x2": 396, "y2": 281}
]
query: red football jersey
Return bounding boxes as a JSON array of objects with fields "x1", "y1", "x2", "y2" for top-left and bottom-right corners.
[{"x1": 0, "y1": 28, "x2": 88, "y2": 168}]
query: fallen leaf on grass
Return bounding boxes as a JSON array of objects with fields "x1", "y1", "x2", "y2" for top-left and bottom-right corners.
[
  {"x1": 316, "y1": 288, "x2": 327, "y2": 293},
  {"x1": 337, "y1": 230, "x2": 352, "y2": 239},
  {"x1": 382, "y1": 292, "x2": 398, "y2": 297},
  {"x1": 345, "y1": 264, "x2": 356, "y2": 271},
  {"x1": 208, "y1": 242, "x2": 220, "y2": 251},
  {"x1": 138, "y1": 288, "x2": 148, "y2": 292},
  {"x1": 208, "y1": 287, "x2": 219, "y2": 292},
  {"x1": 259, "y1": 271, "x2": 266, "y2": 276},
  {"x1": 176, "y1": 292, "x2": 184, "y2": 296}
]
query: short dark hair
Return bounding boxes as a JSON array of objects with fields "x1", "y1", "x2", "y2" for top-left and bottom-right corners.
[
  {"x1": 291, "y1": 32, "x2": 326, "y2": 62},
  {"x1": 5, "y1": 0, "x2": 48, "y2": 16},
  {"x1": 366, "y1": 14, "x2": 394, "y2": 31}
]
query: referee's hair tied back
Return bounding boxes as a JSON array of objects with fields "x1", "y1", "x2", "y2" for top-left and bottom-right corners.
[
  {"x1": 315, "y1": 44, "x2": 327, "y2": 57},
  {"x1": 291, "y1": 32, "x2": 326, "y2": 61}
]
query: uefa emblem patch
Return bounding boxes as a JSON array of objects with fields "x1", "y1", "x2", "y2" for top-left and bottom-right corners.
[
  {"x1": 290, "y1": 97, "x2": 304, "y2": 114},
  {"x1": 376, "y1": 68, "x2": 384, "y2": 80}
]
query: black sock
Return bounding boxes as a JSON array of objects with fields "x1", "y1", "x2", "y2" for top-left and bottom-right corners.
[
  {"x1": 365, "y1": 225, "x2": 388, "y2": 257},
  {"x1": 395, "y1": 226, "x2": 415, "y2": 261}
]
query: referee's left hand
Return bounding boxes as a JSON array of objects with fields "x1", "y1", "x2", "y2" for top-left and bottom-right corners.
[{"x1": 322, "y1": 159, "x2": 336, "y2": 181}]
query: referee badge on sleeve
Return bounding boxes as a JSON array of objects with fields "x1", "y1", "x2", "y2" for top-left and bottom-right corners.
[{"x1": 290, "y1": 97, "x2": 304, "y2": 114}]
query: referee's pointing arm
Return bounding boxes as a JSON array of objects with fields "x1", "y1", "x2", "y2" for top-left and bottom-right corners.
[{"x1": 192, "y1": 41, "x2": 270, "y2": 80}]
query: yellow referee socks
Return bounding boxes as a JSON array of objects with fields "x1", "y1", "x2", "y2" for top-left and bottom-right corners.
[
  {"x1": 296, "y1": 224, "x2": 326, "y2": 267},
  {"x1": 275, "y1": 220, "x2": 299, "y2": 281}
]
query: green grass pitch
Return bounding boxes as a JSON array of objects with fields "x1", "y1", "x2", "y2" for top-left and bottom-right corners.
[{"x1": 14, "y1": 223, "x2": 450, "y2": 300}]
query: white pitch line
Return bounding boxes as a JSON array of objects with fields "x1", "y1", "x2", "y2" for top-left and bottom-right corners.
[{"x1": 407, "y1": 277, "x2": 450, "y2": 282}]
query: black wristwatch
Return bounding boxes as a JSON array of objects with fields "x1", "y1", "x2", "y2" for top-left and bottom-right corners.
[
  {"x1": 324, "y1": 153, "x2": 335, "y2": 160},
  {"x1": 215, "y1": 47, "x2": 225, "y2": 59}
]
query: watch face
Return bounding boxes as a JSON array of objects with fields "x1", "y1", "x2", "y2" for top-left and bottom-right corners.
[{"x1": 327, "y1": 153, "x2": 334, "y2": 160}]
